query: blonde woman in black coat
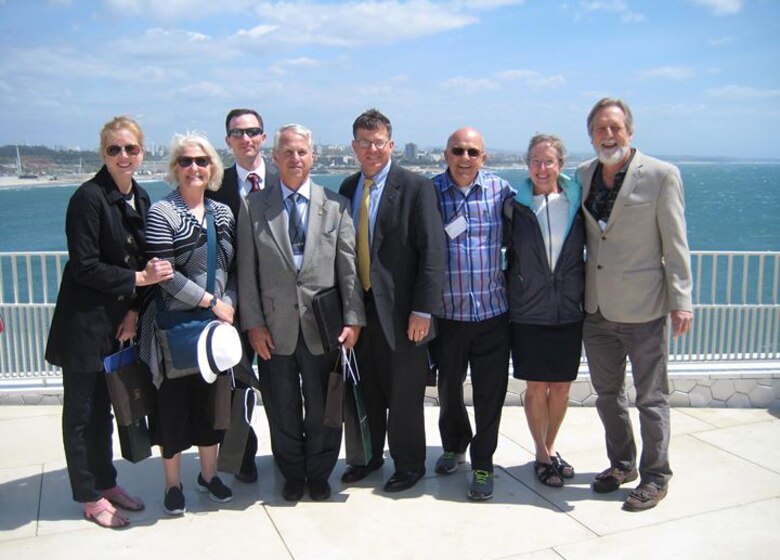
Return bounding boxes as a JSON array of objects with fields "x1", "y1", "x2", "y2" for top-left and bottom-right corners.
[{"x1": 46, "y1": 116, "x2": 173, "y2": 528}]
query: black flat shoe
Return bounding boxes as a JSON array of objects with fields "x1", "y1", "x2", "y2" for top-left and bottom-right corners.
[{"x1": 384, "y1": 468, "x2": 425, "y2": 493}]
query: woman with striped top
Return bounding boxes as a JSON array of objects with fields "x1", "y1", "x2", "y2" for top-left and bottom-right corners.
[{"x1": 139, "y1": 132, "x2": 237, "y2": 516}]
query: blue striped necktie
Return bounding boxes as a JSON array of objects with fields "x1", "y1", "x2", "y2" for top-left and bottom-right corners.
[{"x1": 286, "y1": 193, "x2": 305, "y2": 257}]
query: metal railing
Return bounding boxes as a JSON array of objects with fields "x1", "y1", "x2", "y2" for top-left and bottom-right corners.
[{"x1": 1, "y1": 251, "x2": 779, "y2": 383}]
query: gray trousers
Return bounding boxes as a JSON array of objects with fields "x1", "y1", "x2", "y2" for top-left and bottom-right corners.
[{"x1": 583, "y1": 310, "x2": 672, "y2": 488}]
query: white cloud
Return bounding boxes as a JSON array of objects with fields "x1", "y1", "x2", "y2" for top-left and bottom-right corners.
[
  {"x1": 48, "y1": 0, "x2": 72, "y2": 6},
  {"x1": 577, "y1": 0, "x2": 645, "y2": 23},
  {"x1": 635, "y1": 66, "x2": 696, "y2": 80},
  {"x1": 688, "y1": 0, "x2": 743, "y2": 16},
  {"x1": 99, "y1": 1, "x2": 523, "y2": 46},
  {"x1": 496, "y1": 69, "x2": 566, "y2": 87},
  {"x1": 439, "y1": 76, "x2": 500, "y2": 94},
  {"x1": 705, "y1": 84, "x2": 780, "y2": 98}
]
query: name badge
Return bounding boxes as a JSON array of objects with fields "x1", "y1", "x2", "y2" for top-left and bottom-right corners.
[{"x1": 445, "y1": 214, "x2": 468, "y2": 239}]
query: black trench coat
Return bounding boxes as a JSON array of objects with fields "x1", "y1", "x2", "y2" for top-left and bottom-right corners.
[{"x1": 45, "y1": 166, "x2": 151, "y2": 372}]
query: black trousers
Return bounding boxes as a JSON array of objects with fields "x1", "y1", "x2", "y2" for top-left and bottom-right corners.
[
  {"x1": 62, "y1": 369, "x2": 117, "y2": 503},
  {"x1": 355, "y1": 295, "x2": 429, "y2": 472},
  {"x1": 430, "y1": 314, "x2": 510, "y2": 472},
  {"x1": 261, "y1": 332, "x2": 341, "y2": 482}
]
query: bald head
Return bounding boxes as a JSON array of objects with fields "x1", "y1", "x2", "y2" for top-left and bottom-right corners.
[{"x1": 444, "y1": 127, "x2": 487, "y2": 187}]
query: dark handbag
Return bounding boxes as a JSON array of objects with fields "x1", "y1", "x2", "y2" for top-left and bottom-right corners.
[
  {"x1": 312, "y1": 287, "x2": 344, "y2": 352},
  {"x1": 155, "y1": 207, "x2": 216, "y2": 379},
  {"x1": 341, "y1": 349, "x2": 372, "y2": 465},
  {"x1": 209, "y1": 372, "x2": 233, "y2": 430},
  {"x1": 103, "y1": 343, "x2": 154, "y2": 427},
  {"x1": 117, "y1": 417, "x2": 152, "y2": 463},
  {"x1": 218, "y1": 387, "x2": 255, "y2": 474},
  {"x1": 323, "y1": 351, "x2": 345, "y2": 429}
]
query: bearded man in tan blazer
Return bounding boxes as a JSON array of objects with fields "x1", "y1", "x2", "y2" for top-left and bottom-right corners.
[{"x1": 577, "y1": 98, "x2": 692, "y2": 512}]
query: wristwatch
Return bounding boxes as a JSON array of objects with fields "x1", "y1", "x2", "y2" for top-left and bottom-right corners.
[{"x1": 208, "y1": 297, "x2": 218, "y2": 310}]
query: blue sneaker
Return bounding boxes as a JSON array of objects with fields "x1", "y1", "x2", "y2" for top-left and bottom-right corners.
[{"x1": 467, "y1": 470, "x2": 494, "y2": 501}]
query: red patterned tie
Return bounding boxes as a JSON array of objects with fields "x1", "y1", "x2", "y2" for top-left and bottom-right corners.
[{"x1": 247, "y1": 173, "x2": 261, "y2": 193}]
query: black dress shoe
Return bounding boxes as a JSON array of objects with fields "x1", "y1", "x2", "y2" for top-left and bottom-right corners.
[
  {"x1": 282, "y1": 479, "x2": 305, "y2": 502},
  {"x1": 341, "y1": 458, "x2": 385, "y2": 484},
  {"x1": 308, "y1": 478, "x2": 332, "y2": 501},
  {"x1": 384, "y1": 468, "x2": 425, "y2": 493},
  {"x1": 234, "y1": 465, "x2": 258, "y2": 483}
]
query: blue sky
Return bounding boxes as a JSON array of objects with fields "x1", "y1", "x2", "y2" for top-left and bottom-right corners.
[{"x1": 0, "y1": 0, "x2": 778, "y2": 158}]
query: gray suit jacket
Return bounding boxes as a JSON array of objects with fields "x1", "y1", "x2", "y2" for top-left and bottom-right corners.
[
  {"x1": 577, "y1": 150, "x2": 692, "y2": 323},
  {"x1": 237, "y1": 180, "x2": 365, "y2": 356}
]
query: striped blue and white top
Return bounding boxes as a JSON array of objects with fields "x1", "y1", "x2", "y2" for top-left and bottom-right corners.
[{"x1": 139, "y1": 189, "x2": 236, "y2": 385}]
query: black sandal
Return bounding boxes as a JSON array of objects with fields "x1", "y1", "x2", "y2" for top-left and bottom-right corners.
[
  {"x1": 535, "y1": 461, "x2": 563, "y2": 488},
  {"x1": 550, "y1": 452, "x2": 575, "y2": 479}
]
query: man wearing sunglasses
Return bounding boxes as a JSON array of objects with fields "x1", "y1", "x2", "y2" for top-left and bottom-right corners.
[
  {"x1": 429, "y1": 128, "x2": 514, "y2": 500},
  {"x1": 206, "y1": 108, "x2": 280, "y2": 485},
  {"x1": 339, "y1": 109, "x2": 446, "y2": 493}
]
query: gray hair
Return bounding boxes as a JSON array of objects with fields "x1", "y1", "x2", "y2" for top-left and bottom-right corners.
[
  {"x1": 274, "y1": 124, "x2": 313, "y2": 150},
  {"x1": 525, "y1": 134, "x2": 567, "y2": 167},
  {"x1": 586, "y1": 97, "x2": 634, "y2": 136},
  {"x1": 166, "y1": 132, "x2": 224, "y2": 192}
]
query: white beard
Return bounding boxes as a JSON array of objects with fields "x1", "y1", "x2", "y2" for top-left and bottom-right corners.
[{"x1": 596, "y1": 145, "x2": 629, "y2": 166}]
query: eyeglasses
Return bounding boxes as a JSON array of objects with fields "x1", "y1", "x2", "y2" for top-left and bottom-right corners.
[
  {"x1": 530, "y1": 159, "x2": 558, "y2": 168},
  {"x1": 355, "y1": 139, "x2": 389, "y2": 150},
  {"x1": 177, "y1": 156, "x2": 211, "y2": 168},
  {"x1": 227, "y1": 127, "x2": 263, "y2": 138},
  {"x1": 450, "y1": 147, "x2": 482, "y2": 158},
  {"x1": 106, "y1": 144, "x2": 141, "y2": 157}
]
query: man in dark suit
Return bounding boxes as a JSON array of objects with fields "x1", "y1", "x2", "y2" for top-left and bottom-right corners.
[
  {"x1": 238, "y1": 124, "x2": 365, "y2": 501},
  {"x1": 339, "y1": 108, "x2": 446, "y2": 493},
  {"x1": 206, "y1": 108, "x2": 279, "y2": 483}
]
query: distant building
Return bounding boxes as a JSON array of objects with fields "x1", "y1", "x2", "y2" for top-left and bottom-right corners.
[{"x1": 404, "y1": 142, "x2": 418, "y2": 162}]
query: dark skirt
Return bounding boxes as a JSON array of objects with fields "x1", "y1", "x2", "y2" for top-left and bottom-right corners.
[
  {"x1": 151, "y1": 374, "x2": 223, "y2": 459},
  {"x1": 511, "y1": 321, "x2": 583, "y2": 383}
]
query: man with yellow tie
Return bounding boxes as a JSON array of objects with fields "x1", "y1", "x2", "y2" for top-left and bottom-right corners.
[{"x1": 339, "y1": 109, "x2": 446, "y2": 493}]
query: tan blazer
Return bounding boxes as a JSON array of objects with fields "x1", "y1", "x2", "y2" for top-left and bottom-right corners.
[
  {"x1": 237, "y1": 181, "x2": 365, "y2": 356},
  {"x1": 577, "y1": 150, "x2": 692, "y2": 323}
]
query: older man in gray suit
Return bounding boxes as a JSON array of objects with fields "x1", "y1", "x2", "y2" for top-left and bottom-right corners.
[
  {"x1": 577, "y1": 98, "x2": 692, "y2": 512},
  {"x1": 238, "y1": 124, "x2": 365, "y2": 502}
]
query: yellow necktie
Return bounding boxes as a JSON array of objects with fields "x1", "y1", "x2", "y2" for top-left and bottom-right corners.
[{"x1": 357, "y1": 179, "x2": 374, "y2": 291}]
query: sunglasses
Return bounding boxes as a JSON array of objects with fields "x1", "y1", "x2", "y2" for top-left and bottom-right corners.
[
  {"x1": 177, "y1": 156, "x2": 211, "y2": 168},
  {"x1": 106, "y1": 144, "x2": 141, "y2": 157},
  {"x1": 450, "y1": 147, "x2": 482, "y2": 158},
  {"x1": 227, "y1": 127, "x2": 263, "y2": 138}
]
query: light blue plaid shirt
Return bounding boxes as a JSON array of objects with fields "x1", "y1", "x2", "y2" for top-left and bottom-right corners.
[{"x1": 433, "y1": 169, "x2": 514, "y2": 322}]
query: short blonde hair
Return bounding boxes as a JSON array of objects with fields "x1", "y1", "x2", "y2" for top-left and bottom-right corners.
[
  {"x1": 166, "y1": 132, "x2": 224, "y2": 192},
  {"x1": 100, "y1": 116, "x2": 144, "y2": 155}
]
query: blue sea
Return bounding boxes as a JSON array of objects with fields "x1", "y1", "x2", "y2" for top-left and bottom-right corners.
[{"x1": 0, "y1": 163, "x2": 778, "y2": 252}]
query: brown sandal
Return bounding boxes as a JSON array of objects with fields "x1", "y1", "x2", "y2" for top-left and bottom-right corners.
[{"x1": 84, "y1": 498, "x2": 129, "y2": 528}]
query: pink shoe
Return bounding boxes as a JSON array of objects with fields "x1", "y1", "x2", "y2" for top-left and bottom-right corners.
[
  {"x1": 84, "y1": 497, "x2": 129, "y2": 528},
  {"x1": 101, "y1": 485, "x2": 145, "y2": 511}
]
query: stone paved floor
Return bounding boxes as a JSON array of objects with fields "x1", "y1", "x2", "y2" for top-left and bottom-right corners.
[{"x1": 1, "y1": 404, "x2": 779, "y2": 559}]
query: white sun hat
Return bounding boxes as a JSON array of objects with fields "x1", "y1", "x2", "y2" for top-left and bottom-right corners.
[{"x1": 197, "y1": 320, "x2": 243, "y2": 383}]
